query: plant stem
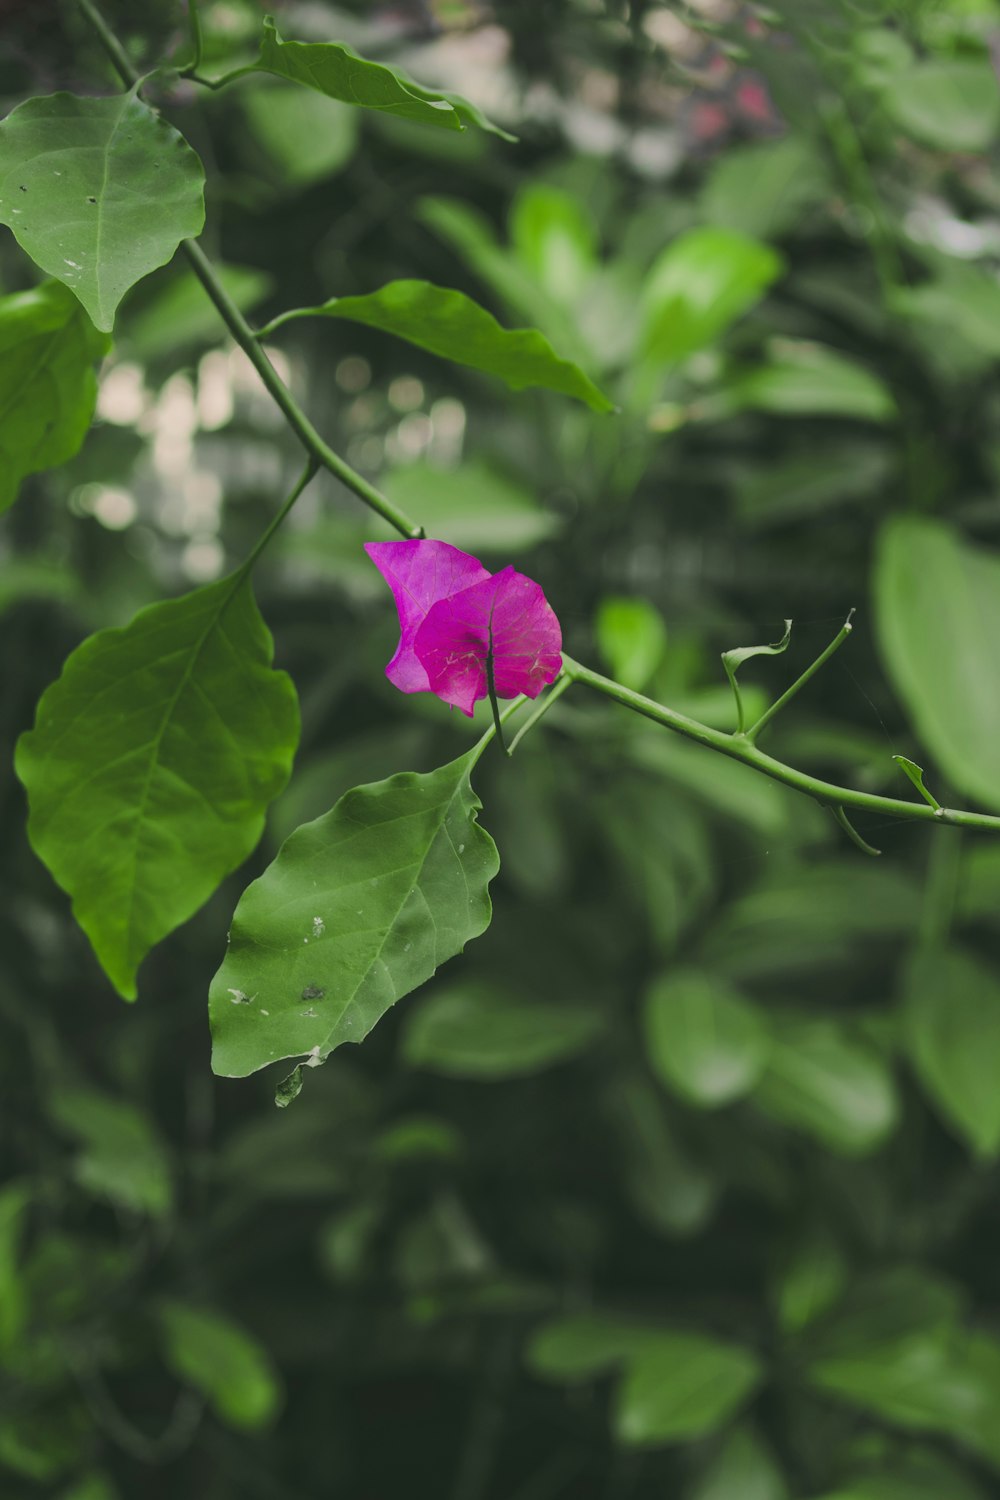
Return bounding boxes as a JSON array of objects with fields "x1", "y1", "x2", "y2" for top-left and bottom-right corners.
[
  {"x1": 746, "y1": 610, "x2": 855, "y2": 742},
  {"x1": 508, "y1": 673, "x2": 572, "y2": 754},
  {"x1": 238, "y1": 459, "x2": 319, "y2": 576},
  {"x1": 76, "y1": 0, "x2": 423, "y2": 542},
  {"x1": 179, "y1": 0, "x2": 203, "y2": 76},
  {"x1": 486, "y1": 612, "x2": 509, "y2": 755},
  {"x1": 562, "y1": 654, "x2": 1000, "y2": 836}
]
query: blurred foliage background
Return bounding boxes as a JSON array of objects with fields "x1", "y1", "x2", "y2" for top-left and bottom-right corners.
[{"x1": 5, "y1": 0, "x2": 1000, "y2": 1496}]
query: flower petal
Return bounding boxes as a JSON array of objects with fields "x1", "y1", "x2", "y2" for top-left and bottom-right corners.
[
  {"x1": 415, "y1": 566, "x2": 562, "y2": 716},
  {"x1": 364, "y1": 539, "x2": 491, "y2": 693}
]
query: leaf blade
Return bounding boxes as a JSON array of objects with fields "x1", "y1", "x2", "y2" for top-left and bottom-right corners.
[
  {"x1": 209, "y1": 751, "x2": 500, "y2": 1078},
  {"x1": 16, "y1": 576, "x2": 298, "y2": 999}
]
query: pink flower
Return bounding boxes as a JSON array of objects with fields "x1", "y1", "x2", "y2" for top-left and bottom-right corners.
[{"x1": 365, "y1": 539, "x2": 563, "y2": 716}]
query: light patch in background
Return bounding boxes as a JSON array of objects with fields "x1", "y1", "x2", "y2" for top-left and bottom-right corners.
[
  {"x1": 97, "y1": 362, "x2": 148, "y2": 426},
  {"x1": 182, "y1": 537, "x2": 226, "y2": 582},
  {"x1": 197, "y1": 350, "x2": 236, "y2": 431},
  {"x1": 428, "y1": 397, "x2": 465, "y2": 467},
  {"x1": 388, "y1": 375, "x2": 424, "y2": 412},
  {"x1": 73, "y1": 484, "x2": 138, "y2": 531},
  {"x1": 336, "y1": 356, "x2": 371, "y2": 393}
]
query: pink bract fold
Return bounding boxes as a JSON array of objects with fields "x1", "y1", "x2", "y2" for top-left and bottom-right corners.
[
  {"x1": 364, "y1": 540, "x2": 490, "y2": 693},
  {"x1": 365, "y1": 541, "x2": 563, "y2": 715}
]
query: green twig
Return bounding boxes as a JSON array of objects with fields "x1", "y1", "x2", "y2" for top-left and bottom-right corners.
[
  {"x1": 76, "y1": 0, "x2": 422, "y2": 542},
  {"x1": 178, "y1": 0, "x2": 204, "y2": 77},
  {"x1": 508, "y1": 673, "x2": 572, "y2": 754},
  {"x1": 833, "y1": 805, "x2": 881, "y2": 857},
  {"x1": 746, "y1": 610, "x2": 855, "y2": 743},
  {"x1": 561, "y1": 654, "x2": 1000, "y2": 837}
]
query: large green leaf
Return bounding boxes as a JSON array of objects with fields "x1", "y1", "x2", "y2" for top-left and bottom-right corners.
[
  {"x1": 882, "y1": 60, "x2": 1000, "y2": 153},
  {"x1": 700, "y1": 136, "x2": 826, "y2": 239},
  {"x1": 251, "y1": 17, "x2": 513, "y2": 139},
  {"x1": 0, "y1": 281, "x2": 108, "y2": 512},
  {"x1": 638, "y1": 227, "x2": 783, "y2": 368},
  {"x1": 16, "y1": 576, "x2": 298, "y2": 1000},
  {"x1": 0, "y1": 89, "x2": 206, "y2": 332},
  {"x1": 401, "y1": 983, "x2": 604, "y2": 1079},
  {"x1": 596, "y1": 596, "x2": 668, "y2": 692},
  {"x1": 266, "y1": 280, "x2": 613, "y2": 411},
  {"x1": 875, "y1": 516, "x2": 1000, "y2": 812},
  {"x1": 209, "y1": 749, "x2": 500, "y2": 1079},
  {"x1": 157, "y1": 1300, "x2": 280, "y2": 1430},
  {"x1": 730, "y1": 341, "x2": 895, "y2": 421},
  {"x1": 643, "y1": 968, "x2": 770, "y2": 1109},
  {"x1": 753, "y1": 1016, "x2": 899, "y2": 1155},
  {"x1": 902, "y1": 945, "x2": 1000, "y2": 1157}
]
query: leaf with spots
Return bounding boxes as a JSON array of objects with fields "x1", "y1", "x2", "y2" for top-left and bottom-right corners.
[
  {"x1": 0, "y1": 88, "x2": 205, "y2": 332},
  {"x1": 0, "y1": 280, "x2": 109, "y2": 512},
  {"x1": 15, "y1": 575, "x2": 299, "y2": 1000},
  {"x1": 209, "y1": 749, "x2": 500, "y2": 1079}
]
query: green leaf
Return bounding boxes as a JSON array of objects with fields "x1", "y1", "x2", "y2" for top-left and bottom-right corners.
[
  {"x1": 882, "y1": 60, "x2": 1000, "y2": 153},
  {"x1": 209, "y1": 749, "x2": 499, "y2": 1079},
  {"x1": 700, "y1": 136, "x2": 826, "y2": 239},
  {"x1": 378, "y1": 460, "x2": 560, "y2": 554},
  {"x1": 16, "y1": 575, "x2": 299, "y2": 1000},
  {"x1": 891, "y1": 755, "x2": 940, "y2": 809},
  {"x1": 753, "y1": 1016, "x2": 899, "y2": 1156},
  {"x1": 875, "y1": 516, "x2": 1000, "y2": 812},
  {"x1": 401, "y1": 983, "x2": 604, "y2": 1078},
  {"x1": 813, "y1": 1457, "x2": 988, "y2": 1500},
  {"x1": 157, "y1": 1300, "x2": 280, "y2": 1430},
  {"x1": 0, "y1": 90, "x2": 206, "y2": 332},
  {"x1": 509, "y1": 184, "x2": 598, "y2": 306},
  {"x1": 49, "y1": 1089, "x2": 172, "y2": 1216},
  {"x1": 773, "y1": 1228, "x2": 847, "y2": 1334},
  {"x1": 251, "y1": 17, "x2": 513, "y2": 140},
  {"x1": 241, "y1": 80, "x2": 359, "y2": 187},
  {"x1": 721, "y1": 619, "x2": 791, "y2": 733},
  {"x1": 615, "y1": 1333, "x2": 762, "y2": 1447},
  {"x1": 0, "y1": 281, "x2": 109, "y2": 512},
  {"x1": 902, "y1": 945, "x2": 1000, "y2": 1157},
  {"x1": 605, "y1": 1075, "x2": 719, "y2": 1238},
  {"x1": 689, "y1": 1425, "x2": 789, "y2": 1500},
  {"x1": 639, "y1": 227, "x2": 783, "y2": 368},
  {"x1": 266, "y1": 280, "x2": 614, "y2": 411},
  {"x1": 596, "y1": 596, "x2": 668, "y2": 691},
  {"x1": 528, "y1": 1314, "x2": 761, "y2": 1446},
  {"x1": 729, "y1": 341, "x2": 896, "y2": 421},
  {"x1": 643, "y1": 968, "x2": 770, "y2": 1109}
]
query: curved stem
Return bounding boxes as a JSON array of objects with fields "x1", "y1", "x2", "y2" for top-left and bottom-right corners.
[
  {"x1": 179, "y1": 0, "x2": 203, "y2": 77},
  {"x1": 508, "y1": 673, "x2": 572, "y2": 754},
  {"x1": 562, "y1": 654, "x2": 1000, "y2": 835},
  {"x1": 76, "y1": 0, "x2": 422, "y2": 542}
]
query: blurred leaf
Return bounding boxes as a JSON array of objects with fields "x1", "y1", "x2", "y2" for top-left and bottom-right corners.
[
  {"x1": 16, "y1": 577, "x2": 299, "y2": 999},
  {"x1": 210, "y1": 750, "x2": 499, "y2": 1078},
  {"x1": 773, "y1": 1228, "x2": 847, "y2": 1333},
  {"x1": 596, "y1": 596, "x2": 668, "y2": 691},
  {"x1": 628, "y1": 735, "x2": 800, "y2": 840},
  {"x1": 251, "y1": 17, "x2": 514, "y2": 139},
  {"x1": 606, "y1": 1075, "x2": 719, "y2": 1238},
  {"x1": 401, "y1": 982, "x2": 603, "y2": 1079},
  {"x1": 509, "y1": 183, "x2": 598, "y2": 306},
  {"x1": 615, "y1": 1333, "x2": 762, "y2": 1447},
  {"x1": 734, "y1": 443, "x2": 892, "y2": 527},
  {"x1": 643, "y1": 968, "x2": 770, "y2": 1109},
  {"x1": 701, "y1": 136, "x2": 826, "y2": 239},
  {"x1": 0, "y1": 91, "x2": 205, "y2": 331},
  {"x1": 730, "y1": 341, "x2": 896, "y2": 421},
  {"x1": 378, "y1": 460, "x2": 560, "y2": 554},
  {"x1": 689, "y1": 1425, "x2": 789, "y2": 1500},
  {"x1": 0, "y1": 1181, "x2": 30, "y2": 1352},
  {"x1": 753, "y1": 1016, "x2": 900, "y2": 1156},
  {"x1": 639, "y1": 227, "x2": 783, "y2": 369},
  {"x1": 269, "y1": 280, "x2": 614, "y2": 410},
  {"x1": 157, "y1": 1300, "x2": 280, "y2": 1430},
  {"x1": 882, "y1": 59, "x2": 1000, "y2": 153},
  {"x1": 124, "y1": 263, "x2": 272, "y2": 359},
  {"x1": 530, "y1": 1313, "x2": 760, "y2": 1447},
  {"x1": 0, "y1": 281, "x2": 109, "y2": 513},
  {"x1": 813, "y1": 1454, "x2": 987, "y2": 1500},
  {"x1": 957, "y1": 843, "x2": 1000, "y2": 924},
  {"x1": 902, "y1": 945, "x2": 1000, "y2": 1157},
  {"x1": 875, "y1": 516, "x2": 1000, "y2": 812},
  {"x1": 241, "y1": 80, "x2": 358, "y2": 186},
  {"x1": 49, "y1": 1089, "x2": 172, "y2": 1216}
]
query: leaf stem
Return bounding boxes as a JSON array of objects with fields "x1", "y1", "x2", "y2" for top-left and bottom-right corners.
[
  {"x1": 238, "y1": 459, "x2": 319, "y2": 577},
  {"x1": 833, "y1": 805, "x2": 881, "y2": 857},
  {"x1": 76, "y1": 0, "x2": 423, "y2": 542},
  {"x1": 508, "y1": 673, "x2": 572, "y2": 754},
  {"x1": 746, "y1": 609, "x2": 855, "y2": 743},
  {"x1": 561, "y1": 653, "x2": 1000, "y2": 836},
  {"x1": 179, "y1": 0, "x2": 204, "y2": 77}
]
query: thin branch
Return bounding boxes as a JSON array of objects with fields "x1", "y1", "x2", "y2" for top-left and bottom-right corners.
[
  {"x1": 746, "y1": 610, "x2": 855, "y2": 742},
  {"x1": 562, "y1": 654, "x2": 1000, "y2": 837},
  {"x1": 508, "y1": 673, "x2": 572, "y2": 754},
  {"x1": 76, "y1": 0, "x2": 423, "y2": 542}
]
